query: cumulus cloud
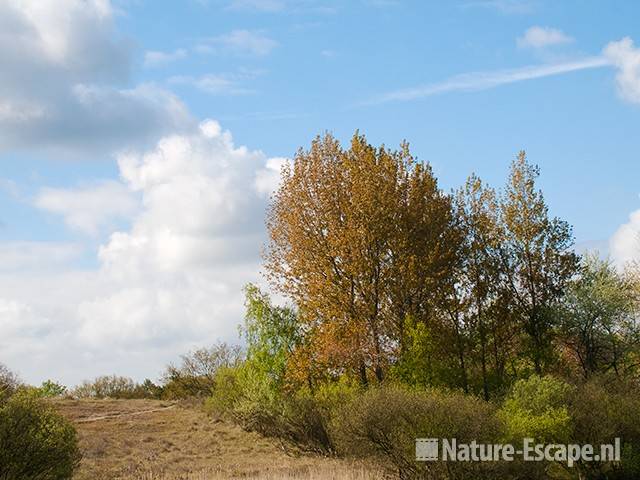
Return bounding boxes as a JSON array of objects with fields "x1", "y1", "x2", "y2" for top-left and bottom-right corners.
[
  {"x1": 517, "y1": 26, "x2": 573, "y2": 48},
  {"x1": 610, "y1": 209, "x2": 640, "y2": 268},
  {"x1": 0, "y1": 242, "x2": 82, "y2": 272},
  {"x1": 0, "y1": 121, "x2": 286, "y2": 385},
  {"x1": 604, "y1": 37, "x2": 640, "y2": 104},
  {"x1": 34, "y1": 181, "x2": 139, "y2": 236},
  {"x1": 0, "y1": 298, "x2": 52, "y2": 340},
  {"x1": 0, "y1": 0, "x2": 194, "y2": 155},
  {"x1": 255, "y1": 157, "x2": 288, "y2": 196}
]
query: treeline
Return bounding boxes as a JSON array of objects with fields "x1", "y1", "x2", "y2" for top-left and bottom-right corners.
[
  {"x1": 70, "y1": 343, "x2": 242, "y2": 400},
  {"x1": 263, "y1": 133, "x2": 639, "y2": 396},
  {"x1": 207, "y1": 133, "x2": 640, "y2": 479}
]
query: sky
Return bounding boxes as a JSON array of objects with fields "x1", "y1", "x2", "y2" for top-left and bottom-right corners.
[{"x1": 2, "y1": 0, "x2": 640, "y2": 385}]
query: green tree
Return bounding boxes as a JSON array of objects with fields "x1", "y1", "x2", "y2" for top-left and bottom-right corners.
[
  {"x1": 448, "y1": 174, "x2": 510, "y2": 398},
  {"x1": 561, "y1": 254, "x2": 640, "y2": 378},
  {"x1": 242, "y1": 283, "x2": 302, "y2": 388}
]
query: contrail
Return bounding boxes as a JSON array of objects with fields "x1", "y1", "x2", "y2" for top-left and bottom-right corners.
[{"x1": 363, "y1": 56, "x2": 611, "y2": 105}]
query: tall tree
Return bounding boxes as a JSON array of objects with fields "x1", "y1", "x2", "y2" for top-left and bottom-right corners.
[
  {"x1": 454, "y1": 174, "x2": 504, "y2": 398},
  {"x1": 498, "y1": 152, "x2": 579, "y2": 374},
  {"x1": 265, "y1": 132, "x2": 459, "y2": 385}
]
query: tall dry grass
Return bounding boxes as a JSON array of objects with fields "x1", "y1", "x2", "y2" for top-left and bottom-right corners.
[{"x1": 117, "y1": 463, "x2": 384, "y2": 480}]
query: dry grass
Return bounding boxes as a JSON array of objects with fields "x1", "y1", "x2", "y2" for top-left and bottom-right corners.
[{"x1": 51, "y1": 398, "x2": 384, "y2": 480}]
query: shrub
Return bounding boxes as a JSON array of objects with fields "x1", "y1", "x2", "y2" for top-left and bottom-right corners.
[
  {"x1": 35, "y1": 380, "x2": 68, "y2": 398},
  {"x1": 331, "y1": 385, "x2": 502, "y2": 480},
  {"x1": 0, "y1": 391, "x2": 81, "y2": 479},
  {"x1": 498, "y1": 375, "x2": 574, "y2": 444},
  {"x1": 73, "y1": 375, "x2": 164, "y2": 399},
  {"x1": 570, "y1": 378, "x2": 640, "y2": 479},
  {"x1": 0, "y1": 363, "x2": 21, "y2": 404},
  {"x1": 207, "y1": 365, "x2": 358, "y2": 454},
  {"x1": 162, "y1": 342, "x2": 243, "y2": 399},
  {"x1": 208, "y1": 363, "x2": 281, "y2": 433},
  {"x1": 204, "y1": 365, "x2": 246, "y2": 416},
  {"x1": 275, "y1": 380, "x2": 360, "y2": 454},
  {"x1": 73, "y1": 375, "x2": 138, "y2": 399}
]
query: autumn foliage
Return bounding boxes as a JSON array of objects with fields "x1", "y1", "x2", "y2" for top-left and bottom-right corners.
[{"x1": 264, "y1": 133, "x2": 596, "y2": 398}]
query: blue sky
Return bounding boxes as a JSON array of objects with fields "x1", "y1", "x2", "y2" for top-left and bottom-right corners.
[{"x1": 1, "y1": 0, "x2": 640, "y2": 384}]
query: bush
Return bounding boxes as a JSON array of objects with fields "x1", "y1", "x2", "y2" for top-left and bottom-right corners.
[
  {"x1": 34, "y1": 379, "x2": 68, "y2": 398},
  {"x1": 207, "y1": 365, "x2": 358, "y2": 454},
  {"x1": 207, "y1": 364, "x2": 281, "y2": 434},
  {"x1": 331, "y1": 385, "x2": 502, "y2": 479},
  {"x1": 0, "y1": 391, "x2": 81, "y2": 479},
  {"x1": 73, "y1": 375, "x2": 139, "y2": 399},
  {"x1": 498, "y1": 375, "x2": 574, "y2": 444},
  {"x1": 570, "y1": 378, "x2": 640, "y2": 479},
  {"x1": 0, "y1": 363, "x2": 21, "y2": 404},
  {"x1": 162, "y1": 343, "x2": 243, "y2": 399},
  {"x1": 274, "y1": 380, "x2": 360, "y2": 454}
]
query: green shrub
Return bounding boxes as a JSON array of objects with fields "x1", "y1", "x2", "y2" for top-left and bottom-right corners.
[
  {"x1": 331, "y1": 385, "x2": 502, "y2": 480},
  {"x1": 34, "y1": 380, "x2": 68, "y2": 398},
  {"x1": 209, "y1": 364, "x2": 281, "y2": 433},
  {"x1": 275, "y1": 380, "x2": 360, "y2": 453},
  {"x1": 0, "y1": 391, "x2": 81, "y2": 479},
  {"x1": 207, "y1": 366, "x2": 358, "y2": 454},
  {"x1": 204, "y1": 365, "x2": 246, "y2": 416},
  {"x1": 570, "y1": 378, "x2": 640, "y2": 479},
  {"x1": 499, "y1": 375, "x2": 574, "y2": 444}
]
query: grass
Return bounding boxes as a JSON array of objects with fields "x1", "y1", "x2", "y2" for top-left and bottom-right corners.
[{"x1": 52, "y1": 398, "x2": 383, "y2": 480}]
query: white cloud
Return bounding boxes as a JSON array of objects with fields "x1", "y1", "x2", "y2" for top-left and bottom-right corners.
[
  {"x1": 84, "y1": 119, "x2": 277, "y2": 355},
  {"x1": 603, "y1": 37, "x2": 640, "y2": 105},
  {"x1": 196, "y1": 30, "x2": 278, "y2": 56},
  {"x1": 0, "y1": 0, "x2": 194, "y2": 155},
  {"x1": 0, "y1": 242, "x2": 82, "y2": 272},
  {"x1": 610, "y1": 209, "x2": 640, "y2": 268},
  {"x1": 255, "y1": 157, "x2": 288, "y2": 196},
  {"x1": 0, "y1": 120, "x2": 282, "y2": 385},
  {"x1": 365, "y1": 56, "x2": 609, "y2": 105},
  {"x1": 517, "y1": 26, "x2": 574, "y2": 49},
  {"x1": 0, "y1": 298, "x2": 52, "y2": 342},
  {"x1": 143, "y1": 49, "x2": 187, "y2": 68},
  {"x1": 34, "y1": 181, "x2": 139, "y2": 236}
]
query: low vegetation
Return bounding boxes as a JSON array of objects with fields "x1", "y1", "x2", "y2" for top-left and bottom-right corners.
[{"x1": 0, "y1": 365, "x2": 81, "y2": 480}]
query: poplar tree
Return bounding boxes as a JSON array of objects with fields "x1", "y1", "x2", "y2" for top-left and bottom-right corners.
[
  {"x1": 265, "y1": 132, "x2": 459, "y2": 385},
  {"x1": 498, "y1": 152, "x2": 579, "y2": 374}
]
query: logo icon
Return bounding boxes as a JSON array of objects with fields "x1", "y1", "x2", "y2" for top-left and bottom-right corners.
[{"x1": 416, "y1": 438, "x2": 439, "y2": 461}]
